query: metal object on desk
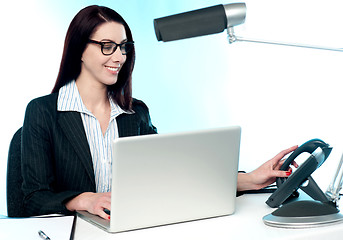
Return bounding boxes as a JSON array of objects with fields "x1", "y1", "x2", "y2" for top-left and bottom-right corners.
[
  {"x1": 263, "y1": 140, "x2": 343, "y2": 228},
  {"x1": 263, "y1": 199, "x2": 343, "y2": 228},
  {"x1": 325, "y1": 153, "x2": 343, "y2": 206}
]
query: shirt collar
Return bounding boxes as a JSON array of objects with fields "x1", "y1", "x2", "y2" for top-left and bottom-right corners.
[{"x1": 57, "y1": 80, "x2": 132, "y2": 118}]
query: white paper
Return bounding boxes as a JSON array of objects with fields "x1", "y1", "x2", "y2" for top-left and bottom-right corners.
[{"x1": 0, "y1": 215, "x2": 75, "y2": 240}]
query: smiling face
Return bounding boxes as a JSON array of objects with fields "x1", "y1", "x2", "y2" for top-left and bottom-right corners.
[{"x1": 79, "y1": 21, "x2": 127, "y2": 87}]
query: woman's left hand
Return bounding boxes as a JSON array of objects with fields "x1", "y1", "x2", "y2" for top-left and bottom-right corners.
[{"x1": 237, "y1": 145, "x2": 298, "y2": 191}]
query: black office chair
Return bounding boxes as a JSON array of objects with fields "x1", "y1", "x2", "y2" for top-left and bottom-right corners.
[{"x1": 6, "y1": 127, "x2": 25, "y2": 217}]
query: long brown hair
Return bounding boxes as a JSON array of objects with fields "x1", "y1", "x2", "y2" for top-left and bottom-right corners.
[{"x1": 52, "y1": 5, "x2": 135, "y2": 110}]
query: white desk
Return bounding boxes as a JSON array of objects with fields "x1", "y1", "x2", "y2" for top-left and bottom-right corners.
[{"x1": 73, "y1": 193, "x2": 343, "y2": 240}]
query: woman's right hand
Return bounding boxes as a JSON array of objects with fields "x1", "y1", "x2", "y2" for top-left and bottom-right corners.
[{"x1": 65, "y1": 192, "x2": 111, "y2": 220}]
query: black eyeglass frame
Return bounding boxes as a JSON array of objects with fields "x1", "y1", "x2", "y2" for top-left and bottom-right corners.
[{"x1": 88, "y1": 39, "x2": 134, "y2": 55}]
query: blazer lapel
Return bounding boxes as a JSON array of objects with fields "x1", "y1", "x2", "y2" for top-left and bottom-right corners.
[{"x1": 58, "y1": 111, "x2": 95, "y2": 188}]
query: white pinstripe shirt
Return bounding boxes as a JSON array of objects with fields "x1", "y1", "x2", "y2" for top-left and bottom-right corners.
[{"x1": 57, "y1": 80, "x2": 127, "y2": 193}]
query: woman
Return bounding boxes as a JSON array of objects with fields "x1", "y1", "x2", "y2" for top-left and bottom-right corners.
[{"x1": 21, "y1": 5, "x2": 296, "y2": 220}]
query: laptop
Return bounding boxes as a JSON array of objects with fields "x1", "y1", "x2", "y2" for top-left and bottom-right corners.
[{"x1": 77, "y1": 126, "x2": 241, "y2": 233}]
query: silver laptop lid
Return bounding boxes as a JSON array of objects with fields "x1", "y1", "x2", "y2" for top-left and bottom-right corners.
[{"x1": 109, "y1": 126, "x2": 241, "y2": 232}]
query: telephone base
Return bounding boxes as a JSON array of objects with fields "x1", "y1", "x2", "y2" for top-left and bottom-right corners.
[{"x1": 263, "y1": 200, "x2": 343, "y2": 228}]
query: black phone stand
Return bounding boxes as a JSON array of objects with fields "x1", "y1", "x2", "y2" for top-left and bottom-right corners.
[{"x1": 263, "y1": 139, "x2": 343, "y2": 228}]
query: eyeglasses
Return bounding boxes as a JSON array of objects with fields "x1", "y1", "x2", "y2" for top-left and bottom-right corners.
[{"x1": 88, "y1": 39, "x2": 134, "y2": 55}]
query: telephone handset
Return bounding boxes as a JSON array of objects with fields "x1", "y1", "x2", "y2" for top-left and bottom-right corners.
[{"x1": 266, "y1": 139, "x2": 332, "y2": 208}]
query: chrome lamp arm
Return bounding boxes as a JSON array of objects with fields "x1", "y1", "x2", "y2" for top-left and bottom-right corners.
[{"x1": 325, "y1": 153, "x2": 343, "y2": 206}]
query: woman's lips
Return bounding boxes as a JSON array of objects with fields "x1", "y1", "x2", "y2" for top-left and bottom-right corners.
[{"x1": 105, "y1": 66, "x2": 119, "y2": 74}]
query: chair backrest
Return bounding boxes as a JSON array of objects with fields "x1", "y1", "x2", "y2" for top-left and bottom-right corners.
[{"x1": 6, "y1": 127, "x2": 25, "y2": 217}]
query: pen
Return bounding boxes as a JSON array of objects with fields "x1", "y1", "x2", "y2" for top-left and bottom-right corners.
[{"x1": 38, "y1": 230, "x2": 51, "y2": 240}]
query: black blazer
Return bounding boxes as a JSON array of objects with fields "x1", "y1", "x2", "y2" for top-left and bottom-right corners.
[{"x1": 21, "y1": 93, "x2": 157, "y2": 216}]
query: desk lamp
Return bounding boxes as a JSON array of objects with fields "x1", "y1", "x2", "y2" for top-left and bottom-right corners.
[
  {"x1": 154, "y1": 2, "x2": 343, "y2": 52},
  {"x1": 153, "y1": 2, "x2": 343, "y2": 228}
]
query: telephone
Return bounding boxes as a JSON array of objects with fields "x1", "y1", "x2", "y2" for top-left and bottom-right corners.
[
  {"x1": 266, "y1": 139, "x2": 332, "y2": 208},
  {"x1": 263, "y1": 139, "x2": 343, "y2": 228}
]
